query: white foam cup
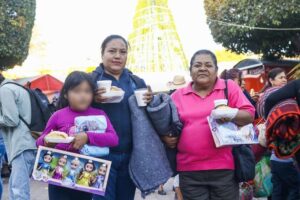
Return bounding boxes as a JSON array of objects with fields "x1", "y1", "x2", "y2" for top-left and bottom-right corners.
[
  {"x1": 134, "y1": 88, "x2": 148, "y2": 107},
  {"x1": 97, "y1": 80, "x2": 112, "y2": 92}
]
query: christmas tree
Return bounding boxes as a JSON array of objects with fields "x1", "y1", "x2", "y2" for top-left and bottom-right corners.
[{"x1": 127, "y1": 0, "x2": 188, "y2": 72}]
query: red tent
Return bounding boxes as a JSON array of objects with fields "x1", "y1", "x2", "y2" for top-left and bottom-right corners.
[{"x1": 15, "y1": 74, "x2": 63, "y2": 99}]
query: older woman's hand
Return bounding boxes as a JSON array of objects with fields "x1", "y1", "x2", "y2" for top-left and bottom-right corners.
[
  {"x1": 95, "y1": 88, "x2": 110, "y2": 103},
  {"x1": 143, "y1": 86, "x2": 153, "y2": 104},
  {"x1": 211, "y1": 108, "x2": 238, "y2": 121}
]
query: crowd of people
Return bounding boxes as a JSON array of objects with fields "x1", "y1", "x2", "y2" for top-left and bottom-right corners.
[{"x1": 0, "y1": 34, "x2": 299, "y2": 200}]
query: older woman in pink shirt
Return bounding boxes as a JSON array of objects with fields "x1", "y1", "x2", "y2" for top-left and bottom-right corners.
[{"x1": 165, "y1": 50, "x2": 255, "y2": 200}]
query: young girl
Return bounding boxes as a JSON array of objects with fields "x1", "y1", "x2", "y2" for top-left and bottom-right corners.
[{"x1": 36, "y1": 71, "x2": 118, "y2": 200}]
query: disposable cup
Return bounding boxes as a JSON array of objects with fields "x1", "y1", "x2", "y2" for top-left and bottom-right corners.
[
  {"x1": 97, "y1": 80, "x2": 112, "y2": 92},
  {"x1": 134, "y1": 88, "x2": 148, "y2": 107}
]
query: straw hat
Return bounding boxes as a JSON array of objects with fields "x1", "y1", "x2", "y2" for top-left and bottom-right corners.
[{"x1": 167, "y1": 75, "x2": 187, "y2": 90}]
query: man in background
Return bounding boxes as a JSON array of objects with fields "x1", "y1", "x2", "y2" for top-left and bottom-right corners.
[{"x1": 0, "y1": 73, "x2": 36, "y2": 200}]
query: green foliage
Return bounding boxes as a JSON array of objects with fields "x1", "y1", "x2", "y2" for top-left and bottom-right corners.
[
  {"x1": 204, "y1": 0, "x2": 300, "y2": 60},
  {"x1": 0, "y1": 0, "x2": 36, "y2": 70}
]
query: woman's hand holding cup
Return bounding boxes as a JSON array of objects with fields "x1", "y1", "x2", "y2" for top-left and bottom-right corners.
[
  {"x1": 143, "y1": 86, "x2": 153, "y2": 104},
  {"x1": 135, "y1": 86, "x2": 153, "y2": 107},
  {"x1": 95, "y1": 87, "x2": 110, "y2": 103},
  {"x1": 95, "y1": 80, "x2": 112, "y2": 103}
]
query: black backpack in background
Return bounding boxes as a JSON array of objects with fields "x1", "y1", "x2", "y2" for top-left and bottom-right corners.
[{"x1": 2, "y1": 82, "x2": 55, "y2": 139}]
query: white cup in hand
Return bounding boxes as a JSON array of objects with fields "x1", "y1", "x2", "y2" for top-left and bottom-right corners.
[
  {"x1": 134, "y1": 88, "x2": 148, "y2": 107},
  {"x1": 97, "y1": 80, "x2": 112, "y2": 93}
]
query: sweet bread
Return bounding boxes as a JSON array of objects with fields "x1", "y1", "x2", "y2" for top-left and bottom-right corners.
[
  {"x1": 46, "y1": 131, "x2": 68, "y2": 139},
  {"x1": 110, "y1": 86, "x2": 122, "y2": 92},
  {"x1": 215, "y1": 105, "x2": 230, "y2": 110}
]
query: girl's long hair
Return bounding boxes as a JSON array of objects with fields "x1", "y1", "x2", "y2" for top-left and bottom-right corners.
[{"x1": 57, "y1": 71, "x2": 96, "y2": 109}]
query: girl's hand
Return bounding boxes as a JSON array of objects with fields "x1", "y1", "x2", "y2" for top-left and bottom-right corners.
[
  {"x1": 94, "y1": 88, "x2": 110, "y2": 103},
  {"x1": 143, "y1": 86, "x2": 153, "y2": 104},
  {"x1": 73, "y1": 132, "x2": 89, "y2": 150},
  {"x1": 44, "y1": 138, "x2": 57, "y2": 148}
]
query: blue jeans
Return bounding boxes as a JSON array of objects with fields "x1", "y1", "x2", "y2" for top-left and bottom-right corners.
[
  {"x1": 93, "y1": 153, "x2": 136, "y2": 200},
  {"x1": 9, "y1": 150, "x2": 36, "y2": 200},
  {"x1": 271, "y1": 160, "x2": 300, "y2": 200},
  {"x1": 0, "y1": 138, "x2": 5, "y2": 200}
]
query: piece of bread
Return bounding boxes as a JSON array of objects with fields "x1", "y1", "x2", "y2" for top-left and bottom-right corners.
[
  {"x1": 110, "y1": 86, "x2": 122, "y2": 92},
  {"x1": 215, "y1": 105, "x2": 230, "y2": 110},
  {"x1": 46, "y1": 131, "x2": 68, "y2": 139}
]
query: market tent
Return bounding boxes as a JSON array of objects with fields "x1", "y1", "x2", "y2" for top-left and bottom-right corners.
[
  {"x1": 233, "y1": 59, "x2": 299, "y2": 92},
  {"x1": 15, "y1": 74, "x2": 63, "y2": 99}
]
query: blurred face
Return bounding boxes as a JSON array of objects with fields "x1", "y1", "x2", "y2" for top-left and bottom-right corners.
[
  {"x1": 102, "y1": 39, "x2": 128, "y2": 74},
  {"x1": 98, "y1": 166, "x2": 107, "y2": 176},
  {"x1": 85, "y1": 163, "x2": 94, "y2": 172},
  {"x1": 66, "y1": 81, "x2": 93, "y2": 111},
  {"x1": 270, "y1": 72, "x2": 287, "y2": 87},
  {"x1": 44, "y1": 155, "x2": 52, "y2": 163},
  {"x1": 190, "y1": 54, "x2": 218, "y2": 88},
  {"x1": 58, "y1": 157, "x2": 67, "y2": 167}
]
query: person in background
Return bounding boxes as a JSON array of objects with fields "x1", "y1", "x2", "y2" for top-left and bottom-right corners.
[
  {"x1": 166, "y1": 50, "x2": 255, "y2": 200},
  {"x1": 0, "y1": 131, "x2": 5, "y2": 200},
  {"x1": 0, "y1": 73, "x2": 37, "y2": 200},
  {"x1": 92, "y1": 35, "x2": 153, "y2": 200},
  {"x1": 220, "y1": 69, "x2": 257, "y2": 108},
  {"x1": 265, "y1": 79, "x2": 300, "y2": 118},
  {"x1": 173, "y1": 174, "x2": 183, "y2": 200},
  {"x1": 257, "y1": 68, "x2": 287, "y2": 119},
  {"x1": 167, "y1": 75, "x2": 188, "y2": 95},
  {"x1": 162, "y1": 75, "x2": 187, "y2": 199},
  {"x1": 257, "y1": 68, "x2": 299, "y2": 200},
  {"x1": 265, "y1": 79, "x2": 300, "y2": 169}
]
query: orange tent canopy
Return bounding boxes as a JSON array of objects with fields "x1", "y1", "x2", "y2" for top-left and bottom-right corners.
[{"x1": 15, "y1": 74, "x2": 63, "y2": 94}]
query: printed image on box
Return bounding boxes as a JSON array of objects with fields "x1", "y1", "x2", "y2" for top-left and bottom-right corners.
[
  {"x1": 32, "y1": 146, "x2": 111, "y2": 196},
  {"x1": 75, "y1": 115, "x2": 107, "y2": 133},
  {"x1": 207, "y1": 116, "x2": 259, "y2": 147},
  {"x1": 74, "y1": 116, "x2": 110, "y2": 157}
]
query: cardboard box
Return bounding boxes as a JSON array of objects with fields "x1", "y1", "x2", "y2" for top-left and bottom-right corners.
[{"x1": 32, "y1": 146, "x2": 111, "y2": 196}]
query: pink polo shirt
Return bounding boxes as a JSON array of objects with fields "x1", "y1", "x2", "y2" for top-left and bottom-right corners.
[{"x1": 171, "y1": 78, "x2": 255, "y2": 171}]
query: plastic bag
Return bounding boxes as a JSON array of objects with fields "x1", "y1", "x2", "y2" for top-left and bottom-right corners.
[{"x1": 254, "y1": 156, "x2": 273, "y2": 197}]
